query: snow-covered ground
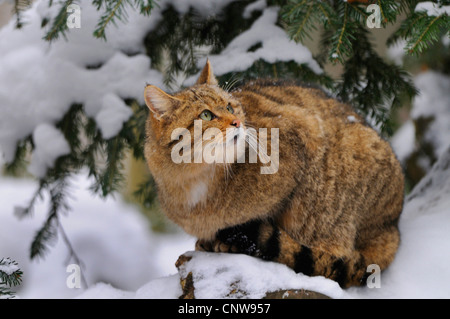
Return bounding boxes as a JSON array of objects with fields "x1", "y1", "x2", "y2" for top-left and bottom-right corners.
[{"x1": 0, "y1": 172, "x2": 195, "y2": 298}]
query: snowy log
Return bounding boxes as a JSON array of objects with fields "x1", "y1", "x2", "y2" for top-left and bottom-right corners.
[{"x1": 175, "y1": 252, "x2": 337, "y2": 299}]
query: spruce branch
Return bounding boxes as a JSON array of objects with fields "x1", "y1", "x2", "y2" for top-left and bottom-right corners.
[
  {"x1": 93, "y1": 0, "x2": 128, "y2": 40},
  {"x1": 14, "y1": 180, "x2": 47, "y2": 219},
  {"x1": 281, "y1": 0, "x2": 315, "y2": 42},
  {"x1": 389, "y1": 1, "x2": 450, "y2": 55},
  {"x1": 30, "y1": 177, "x2": 70, "y2": 259},
  {"x1": 281, "y1": 0, "x2": 333, "y2": 43},
  {"x1": 406, "y1": 14, "x2": 448, "y2": 55},
  {"x1": 336, "y1": 28, "x2": 417, "y2": 135},
  {"x1": 121, "y1": 100, "x2": 148, "y2": 161},
  {"x1": 334, "y1": 3, "x2": 350, "y2": 61},
  {"x1": 42, "y1": 0, "x2": 158, "y2": 42},
  {"x1": 347, "y1": 2, "x2": 369, "y2": 23},
  {"x1": 317, "y1": 2, "x2": 332, "y2": 25},
  {"x1": 13, "y1": 0, "x2": 32, "y2": 29},
  {"x1": 2, "y1": 137, "x2": 31, "y2": 176},
  {"x1": 135, "y1": 0, "x2": 158, "y2": 15},
  {"x1": 293, "y1": 4, "x2": 314, "y2": 41},
  {"x1": 90, "y1": 136, "x2": 127, "y2": 197},
  {"x1": 133, "y1": 176, "x2": 157, "y2": 208},
  {"x1": 43, "y1": 0, "x2": 74, "y2": 42},
  {"x1": 56, "y1": 216, "x2": 88, "y2": 288},
  {"x1": 93, "y1": 0, "x2": 158, "y2": 40},
  {"x1": 0, "y1": 258, "x2": 23, "y2": 288},
  {"x1": 29, "y1": 204, "x2": 58, "y2": 260},
  {"x1": 0, "y1": 258, "x2": 23, "y2": 299}
]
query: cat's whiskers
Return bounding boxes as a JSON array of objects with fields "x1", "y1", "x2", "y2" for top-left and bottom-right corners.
[
  {"x1": 203, "y1": 131, "x2": 236, "y2": 184},
  {"x1": 222, "y1": 74, "x2": 242, "y2": 93},
  {"x1": 245, "y1": 130, "x2": 270, "y2": 164}
]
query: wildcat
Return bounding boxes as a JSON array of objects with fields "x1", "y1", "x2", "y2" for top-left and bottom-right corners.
[{"x1": 143, "y1": 60, "x2": 404, "y2": 288}]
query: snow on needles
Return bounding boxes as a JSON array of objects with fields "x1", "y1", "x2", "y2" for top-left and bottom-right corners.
[
  {"x1": 185, "y1": 6, "x2": 322, "y2": 85},
  {"x1": 0, "y1": 0, "x2": 164, "y2": 174},
  {"x1": 95, "y1": 94, "x2": 133, "y2": 140},
  {"x1": 415, "y1": 1, "x2": 450, "y2": 16},
  {"x1": 0, "y1": 257, "x2": 19, "y2": 276},
  {"x1": 28, "y1": 123, "x2": 70, "y2": 178}
]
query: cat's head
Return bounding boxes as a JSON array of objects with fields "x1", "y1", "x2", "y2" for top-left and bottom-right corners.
[{"x1": 144, "y1": 60, "x2": 247, "y2": 165}]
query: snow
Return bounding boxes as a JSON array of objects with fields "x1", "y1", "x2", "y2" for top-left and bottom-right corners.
[
  {"x1": 391, "y1": 120, "x2": 415, "y2": 163},
  {"x1": 28, "y1": 123, "x2": 71, "y2": 178},
  {"x1": 443, "y1": 35, "x2": 450, "y2": 47},
  {"x1": 0, "y1": 172, "x2": 195, "y2": 298},
  {"x1": 415, "y1": 2, "x2": 450, "y2": 16},
  {"x1": 346, "y1": 115, "x2": 358, "y2": 123},
  {"x1": 390, "y1": 70, "x2": 450, "y2": 169},
  {"x1": 95, "y1": 93, "x2": 133, "y2": 139},
  {"x1": 76, "y1": 275, "x2": 183, "y2": 299},
  {"x1": 243, "y1": 0, "x2": 267, "y2": 19},
  {"x1": 0, "y1": 258, "x2": 19, "y2": 276},
  {"x1": 410, "y1": 71, "x2": 450, "y2": 160},
  {"x1": 387, "y1": 39, "x2": 407, "y2": 66},
  {"x1": 177, "y1": 251, "x2": 346, "y2": 299}
]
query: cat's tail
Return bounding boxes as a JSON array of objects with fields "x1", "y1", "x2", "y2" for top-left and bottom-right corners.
[
  {"x1": 211, "y1": 219, "x2": 400, "y2": 288},
  {"x1": 256, "y1": 222, "x2": 400, "y2": 288}
]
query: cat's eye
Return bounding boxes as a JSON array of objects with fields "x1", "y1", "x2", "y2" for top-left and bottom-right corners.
[
  {"x1": 200, "y1": 110, "x2": 215, "y2": 121},
  {"x1": 226, "y1": 104, "x2": 234, "y2": 114}
]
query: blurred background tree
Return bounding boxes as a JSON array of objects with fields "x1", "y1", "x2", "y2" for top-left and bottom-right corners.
[{"x1": 1, "y1": 0, "x2": 449, "y2": 259}]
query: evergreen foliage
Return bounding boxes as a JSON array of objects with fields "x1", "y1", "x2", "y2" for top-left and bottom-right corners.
[
  {"x1": 12, "y1": 0, "x2": 32, "y2": 29},
  {"x1": 0, "y1": 258, "x2": 23, "y2": 298},
  {"x1": 9, "y1": 102, "x2": 149, "y2": 259},
  {"x1": 278, "y1": 0, "x2": 446, "y2": 134},
  {"x1": 388, "y1": 0, "x2": 450, "y2": 56}
]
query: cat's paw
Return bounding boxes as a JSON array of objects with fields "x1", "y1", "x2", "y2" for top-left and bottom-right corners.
[
  {"x1": 197, "y1": 221, "x2": 262, "y2": 256},
  {"x1": 213, "y1": 239, "x2": 241, "y2": 253},
  {"x1": 195, "y1": 239, "x2": 213, "y2": 252},
  {"x1": 217, "y1": 228, "x2": 259, "y2": 256},
  {"x1": 195, "y1": 238, "x2": 240, "y2": 253}
]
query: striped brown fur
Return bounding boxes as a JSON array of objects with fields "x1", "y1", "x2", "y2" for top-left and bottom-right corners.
[{"x1": 144, "y1": 61, "x2": 404, "y2": 288}]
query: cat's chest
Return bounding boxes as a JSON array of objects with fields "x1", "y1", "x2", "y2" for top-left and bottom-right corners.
[{"x1": 187, "y1": 180, "x2": 209, "y2": 207}]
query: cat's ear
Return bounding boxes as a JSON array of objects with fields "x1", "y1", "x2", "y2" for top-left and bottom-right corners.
[
  {"x1": 196, "y1": 59, "x2": 218, "y2": 86},
  {"x1": 144, "y1": 85, "x2": 177, "y2": 119}
]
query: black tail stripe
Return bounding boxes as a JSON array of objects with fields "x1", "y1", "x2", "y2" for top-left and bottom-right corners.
[
  {"x1": 294, "y1": 246, "x2": 314, "y2": 276},
  {"x1": 261, "y1": 226, "x2": 280, "y2": 261},
  {"x1": 331, "y1": 259, "x2": 348, "y2": 288}
]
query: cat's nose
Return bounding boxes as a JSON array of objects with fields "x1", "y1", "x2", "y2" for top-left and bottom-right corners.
[{"x1": 231, "y1": 119, "x2": 241, "y2": 128}]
